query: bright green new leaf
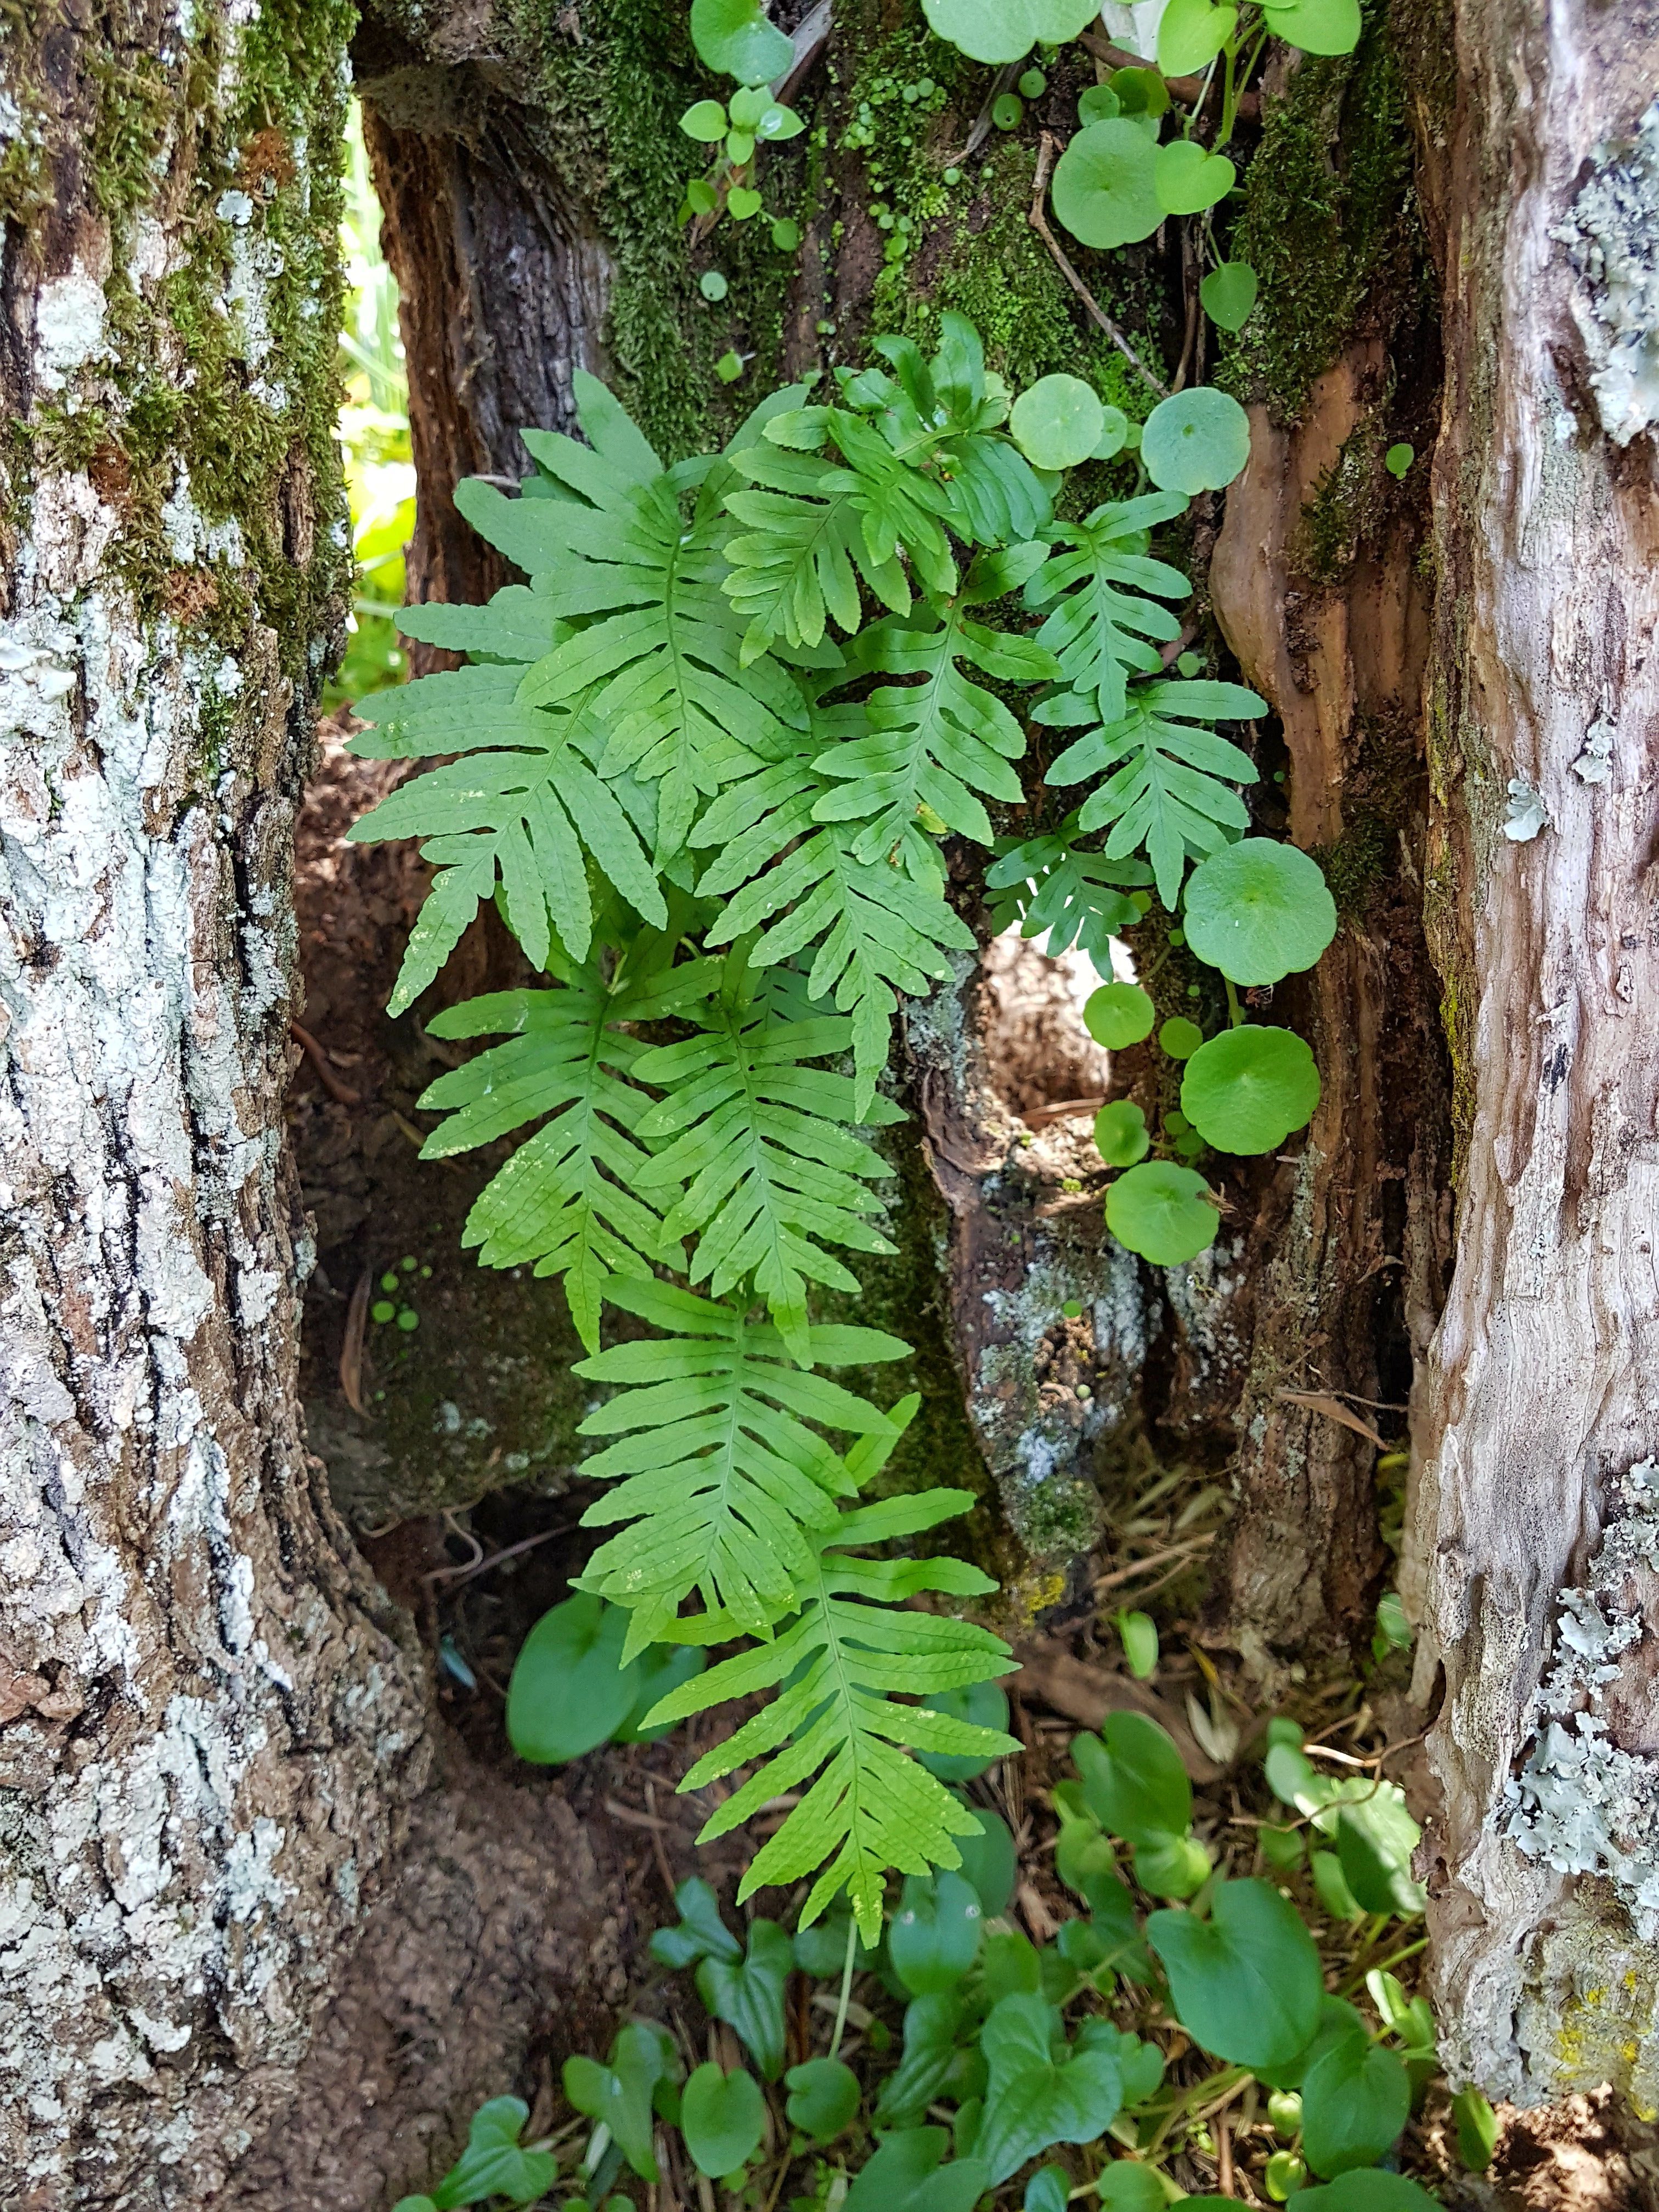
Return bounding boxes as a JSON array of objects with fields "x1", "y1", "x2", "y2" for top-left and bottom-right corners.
[
  {"x1": 1181, "y1": 1025, "x2": 1321, "y2": 1153},
  {"x1": 1079, "y1": 84, "x2": 1122, "y2": 123},
  {"x1": 1098, "y1": 2164, "x2": 1169, "y2": 2212},
  {"x1": 890, "y1": 1869, "x2": 985, "y2": 1994},
  {"x1": 786, "y1": 2057, "x2": 861, "y2": 2143},
  {"x1": 921, "y1": 0, "x2": 1101, "y2": 64},
  {"x1": 1183, "y1": 837, "x2": 1338, "y2": 983},
  {"x1": 729, "y1": 184, "x2": 763, "y2": 218},
  {"x1": 1112, "y1": 66, "x2": 1171, "y2": 117},
  {"x1": 1141, "y1": 386, "x2": 1252, "y2": 494},
  {"x1": 1134, "y1": 1831, "x2": 1212, "y2": 1898},
  {"x1": 696, "y1": 1919, "x2": 793, "y2": 2079},
  {"x1": 844, "y1": 2127, "x2": 990, "y2": 2212},
  {"x1": 1301, "y1": 2030, "x2": 1411, "y2": 2176},
  {"x1": 975, "y1": 1993, "x2": 1125, "y2": 2185},
  {"x1": 1160, "y1": 1017, "x2": 1205, "y2": 1059},
  {"x1": 427, "y1": 2098, "x2": 556, "y2": 2210},
  {"x1": 1261, "y1": 0, "x2": 1363, "y2": 53},
  {"x1": 1154, "y1": 139, "x2": 1237, "y2": 216},
  {"x1": 1201, "y1": 260, "x2": 1259, "y2": 331},
  {"x1": 1158, "y1": 0, "x2": 1238, "y2": 70},
  {"x1": 1288, "y1": 2176, "x2": 1442, "y2": 2212},
  {"x1": 1084, "y1": 980, "x2": 1156, "y2": 1049},
  {"x1": 650, "y1": 1875, "x2": 743, "y2": 1969},
  {"x1": 955, "y1": 1804, "x2": 1017, "y2": 1917},
  {"x1": 1073, "y1": 1712, "x2": 1192, "y2": 1844},
  {"x1": 690, "y1": 0, "x2": 793, "y2": 81},
  {"x1": 681, "y1": 98, "x2": 729, "y2": 139},
  {"x1": 1117, "y1": 1609, "x2": 1159, "y2": 1678},
  {"x1": 1011, "y1": 374, "x2": 1107, "y2": 470},
  {"x1": 1385, "y1": 441, "x2": 1415, "y2": 477},
  {"x1": 562, "y1": 2024, "x2": 677, "y2": 2183},
  {"x1": 1336, "y1": 1786, "x2": 1426, "y2": 1916},
  {"x1": 681, "y1": 2063, "x2": 766, "y2": 2177},
  {"x1": 916, "y1": 1679, "x2": 1011, "y2": 1781},
  {"x1": 1106, "y1": 1160, "x2": 1219, "y2": 1265},
  {"x1": 1453, "y1": 2085, "x2": 1499, "y2": 2171},
  {"x1": 1147, "y1": 1877, "x2": 1324, "y2": 2068},
  {"x1": 1095, "y1": 1099, "x2": 1151, "y2": 1167},
  {"x1": 506, "y1": 1595, "x2": 638, "y2": 1765},
  {"x1": 1051, "y1": 120, "x2": 1164, "y2": 250}
]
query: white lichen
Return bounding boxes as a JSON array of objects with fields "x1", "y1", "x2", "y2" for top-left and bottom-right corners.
[
  {"x1": 1553, "y1": 98, "x2": 1659, "y2": 446},
  {"x1": 32, "y1": 266, "x2": 109, "y2": 392},
  {"x1": 1502, "y1": 776, "x2": 1548, "y2": 842}
]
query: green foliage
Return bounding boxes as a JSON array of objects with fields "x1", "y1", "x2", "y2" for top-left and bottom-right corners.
[
  {"x1": 1181, "y1": 1025, "x2": 1321, "y2": 1153},
  {"x1": 1107, "y1": 1160, "x2": 1220, "y2": 1265},
  {"x1": 391, "y1": 2098, "x2": 554, "y2": 2210},
  {"x1": 1084, "y1": 981, "x2": 1156, "y2": 1050},
  {"x1": 682, "y1": 2061, "x2": 766, "y2": 2176},
  {"x1": 1202, "y1": 261, "x2": 1260, "y2": 332},
  {"x1": 1184, "y1": 838, "x2": 1340, "y2": 983},
  {"x1": 1009, "y1": 374, "x2": 1107, "y2": 470},
  {"x1": 919, "y1": 0, "x2": 1099, "y2": 65}
]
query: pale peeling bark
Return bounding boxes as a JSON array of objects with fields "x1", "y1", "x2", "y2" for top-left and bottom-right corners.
[
  {"x1": 1404, "y1": 0, "x2": 1659, "y2": 2106},
  {"x1": 0, "y1": 9, "x2": 430, "y2": 2202}
]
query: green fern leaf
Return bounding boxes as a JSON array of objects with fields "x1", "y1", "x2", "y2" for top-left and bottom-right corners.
[
  {"x1": 415, "y1": 943, "x2": 712, "y2": 1352},
  {"x1": 573, "y1": 1275, "x2": 912, "y2": 1655},
  {"x1": 1047, "y1": 677, "x2": 1266, "y2": 910},
  {"x1": 394, "y1": 582, "x2": 564, "y2": 662},
  {"x1": 632, "y1": 961, "x2": 903, "y2": 1362},
  {"x1": 985, "y1": 820, "x2": 1152, "y2": 964},
  {"x1": 1025, "y1": 492, "x2": 1192, "y2": 727},
  {"x1": 646, "y1": 1447, "x2": 1019, "y2": 1941}
]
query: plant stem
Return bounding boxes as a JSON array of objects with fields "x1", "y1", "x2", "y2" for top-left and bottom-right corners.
[
  {"x1": 1340, "y1": 1933, "x2": 1430, "y2": 1996},
  {"x1": 830, "y1": 1914, "x2": 858, "y2": 2060},
  {"x1": 1224, "y1": 978, "x2": 1244, "y2": 1028}
]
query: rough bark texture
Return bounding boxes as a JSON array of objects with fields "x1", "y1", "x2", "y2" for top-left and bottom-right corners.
[
  {"x1": 1403, "y1": 0, "x2": 1659, "y2": 2107},
  {"x1": 0, "y1": 9, "x2": 432, "y2": 2202}
]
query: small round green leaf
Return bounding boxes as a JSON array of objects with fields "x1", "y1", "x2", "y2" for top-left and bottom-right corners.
[
  {"x1": 715, "y1": 349, "x2": 746, "y2": 382},
  {"x1": 1300, "y1": 2033, "x2": 1412, "y2": 2177},
  {"x1": 699, "y1": 269, "x2": 729, "y2": 301},
  {"x1": 1158, "y1": 1017, "x2": 1204, "y2": 1060},
  {"x1": 1019, "y1": 66, "x2": 1048, "y2": 98},
  {"x1": 1106, "y1": 1160, "x2": 1217, "y2": 1263},
  {"x1": 1084, "y1": 979, "x2": 1156, "y2": 1049},
  {"x1": 889, "y1": 1869, "x2": 984, "y2": 1995},
  {"x1": 1182, "y1": 838, "x2": 1338, "y2": 983},
  {"x1": 1261, "y1": 0, "x2": 1362, "y2": 53},
  {"x1": 1154, "y1": 139, "x2": 1237, "y2": 215},
  {"x1": 992, "y1": 91, "x2": 1026, "y2": 130},
  {"x1": 1092, "y1": 403, "x2": 1132, "y2": 459},
  {"x1": 1147, "y1": 1877, "x2": 1324, "y2": 2068},
  {"x1": 1094, "y1": 1099, "x2": 1150, "y2": 1168},
  {"x1": 1098, "y1": 2164, "x2": 1167, "y2": 2212},
  {"x1": 681, "y1": 2063, "x2": 765, "y2": 2179},
  {"x1": 771, "y1": 216, "x2": 802, "y2": 249},
  {"x1": 725, "y1": 127, "x2": 756, "y2": 162},
  {"x1": 1051, "y1": 119, "x2": 1163, "y2": 249},
  {"x1": 1181, "y1": 1025, "x2": 1319, "y2": 1153},
  {"x1": 690, "y1": 0, "x2": 793, "y2": 83},
  {"x1": 681, "y1": 98, "x2": 729, "y2": 140},
  {"x1": 1385, "y1": 440, "x2": 1414, "y2": 477},
  {"x1": 1111, "y1": 67, "x2": 1171, "y2": 117},
  {"x1": 506, "y1": 1594, "x2": 637, "y2": 1764},
  {"x1": 916, "y1": 1678, "x2": 1010, "y2": 1781},
  {"x1": 785, "y1": 2057, "x2": 861, "y2": 2145},
  {"x1": 1011, "y1": 373, "x2": 1107, "y2": 470},
  {"x1": 1158, "y1": 0, "x2": 1238, "y2": 71},
  {"x1": 1200, "y1": 259, "x2": 1259, "y2": 331},
  {"x1": 1133, "y1": 1831, "x2": 1212, "y2": 1898},
  {"x1": 1073, "y1": 1711, "x2": 1192, "y2": 1844},
  {"x1": 921, "y1": 0, "x2": 1102, "y2": 65},
  {"x1": 1116, "y1": 1609, "x2": 1159, "y2": 1679},
  {"x1": 1142, "y1": 385, "x2": 1252, "y2": 493},
  {"x1": 728, "y1": 184, "x2": 763, "y2": 219},
  {"x1": 1078, "y1": 84, "x2": 1122, "y2": 123}
]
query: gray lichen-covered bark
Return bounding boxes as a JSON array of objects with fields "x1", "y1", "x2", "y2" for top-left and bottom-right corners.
[
  {"x1": 0, "y1": 7, "x2": 431, "y2": 2200},
  {"x1": 1403, "y1": 0, "x2": 1659, "y2": 2108}
]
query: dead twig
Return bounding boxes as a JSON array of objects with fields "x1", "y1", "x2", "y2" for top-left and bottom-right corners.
[
  {"x1": 955, "y1": 60, "x2": 1020, "y2": 163},
  {"x1": 1275, "y1": 1389, "x2": 1388, "y2": 1450},
  {"x1": 339, "y1": 1268, "x2": 371, "y2": 1414},
  {"x1": 644, "y1": 1778, "x2": 681, "y2": 1906},
  {"x1": 1023, "y1": 1093, "x2": 1108, "y2": 1126},
  {"x1": 1029, "y1": 134, "x2": 1169, "y2": 399},
  {"x1": 291, "y1": 1019, "x2": 362, "y2": 1106},
  {"x1": 1093, "y1": 1531, "x2": 1216, "y2": 1593},
  {"x1": 422, "y1": 1521, "x2": 572, "y2": 1590}
]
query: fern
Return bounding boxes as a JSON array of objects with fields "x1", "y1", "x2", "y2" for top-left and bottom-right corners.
[
  {"x1": 1047, "y1": 676, "x2": 1266, "y2": 910},
  {"x1": 986, "y1": 819, "x2": 1153, "y2": 963},
  {"x1": 1026, "y1": 490, "x2": 1192, "y2": 727},
  {"x1": 573, "y1": 1275, "x2": 911, "y2": 1656},
  {"x1": 632, "y1": 956, "x2": 902, "y2": 1363},
  {"x1": 414, "y1": 937, "x2": 712, "y2": 1352},
  {"x1": 647, "y1": 1417, "x2": 1019, "y2": 1941}
]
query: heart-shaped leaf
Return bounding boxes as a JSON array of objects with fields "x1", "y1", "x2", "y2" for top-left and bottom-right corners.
[
  {"x1": 690, "y1": 0, "x2": 793, "y2": 82},
  {"x1": 1141, "y1": 386, "x2": 1252, "y2": 493},
  {"x1": 681, "y1": 98, "x2": 729, "y2": 140},
  {"x1": 1335, "y1": 1786, "x2": 1425, "y2": 1916},
  {"x1": 844, "y1": 2126, "x2": 991, "y2": 2212},
  {"x1": 1078, "y1": 2020, "x2": 1166, "y2": 2107},
  {"x1": 1201, "y1": 260, "x2": 1259, "y2": 331},
  {"x1": 786, "y1": 2056, "x2": 861, "y2": 2143},
  {"x1": 1158, "y1": 0, "x2": 1238, "y2": 71},
  {"x1": 428, "y1": 2098, "x2": 556, "y2": 2210},
  {"x1": 650, "y1": 1876, "x2": 743, "y2": 1970},
  {"x1": 1147, "y1": 1877, "x2": 1323, "y2": 2068},
  {"x1": 1011, "y1": 374, "x2": 1107, "y2": 470},
  {"x1": 1095, "y1": 1099, "x2": 1150, "y2": 1167},
  {"x1": 1301, "y1": 2030, "x2": 1411, "y2": 2176},
  {"x1": 1154, "y1": 139, "x2": 1237, "y2": 216},
  {"x1": 696, "y1": 1919, "x2": 793, "y2": 2078},
  {"x1": 1079, "y1": 84, "x2": 1122, "y2": 123},
  {"x1": 681, "y1": 2062, "x2": 766, "y2": 2178},
  {"x1": 921, "y1": 0, "x2": 1102, "y2": 65},
  {"x1": 1098, "y1": 2163, "x2": 1169, "y2": 2212},
  {"x1": 975, "y1": 1992, "x2": 1125, "y2": 2184},
  {"x1": 1105, "y1": 1160, "x2": 1218, "y2": 1265},
  {"x1": 506, "y1": 1594, "x2": 638, "y2": 1765},
  {"x1": 1133, "y1": 1831, "x2": 1212, "y2": 1898},
  {"x1": 1181, "y1": 1025, "x2": 1320, "y2": 1153},
  {"x1": 1261, "y1": 0, "x2": 1363, "y2": 54},
  {"x1": 616, "y1": 1642, "x2": 706, "y2": 1742},
  {"x1": 876, "y1": 1993, "x2": 968, "y2": 2124},
  {"x1": 1052, "y1": 120, "x2": 1164, "y2": 249},
  {"x1": 890, "y1": 1869, "x2": 984, "y2": 1994},
  {"x1": 1074, "y1": 1712, "x2": 1192, "y2": 1844},
  {"x1": 562, "y1": 2024, "x2": 676, "y2": 2183},
  {"x1": 1084, "y1": 980, "x2": 1156, "y2": 1049},
  {"x1": 1182, "y1": 838, "x2": 1338, "y2": 983}
]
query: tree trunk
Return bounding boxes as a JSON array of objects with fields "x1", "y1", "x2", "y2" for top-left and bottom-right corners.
[
  {"x1": 1403, "y1": 0, "x2": 1659, "y2": 2108},
  {"x1": 0, "y1": 9, "x2": 432, "y2": 2202}
]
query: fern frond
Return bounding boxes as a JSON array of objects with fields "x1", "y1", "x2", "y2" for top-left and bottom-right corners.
[
  {"x1": 572, "y1": 1275, "x2": 911, "y2": 1656},
  {"x1": 632, "y1": 960, "x2": 903, "y2": 1362},
  {"x1": 349, "y1": 665, "x2": 668, "y2": 1002},
  {"x1": 414, "y1": 943, "x2": 712, "y2": 1352},
  {"x1": 985, "y1": 820, "x2": 1153, "y2": 963},
  {"x1": 647, "y1": 1441, "x2": 1019, "y2": 1942},
  {"x1": 1025, "y1": 492, "x2": 1192, "y2": 727},
  {"x1": 1047, "y1": 677, "x2": 1266, "y2": 910},
  {"x1": 810, "y1": 548, "x2": 1058, "y2": 862}
]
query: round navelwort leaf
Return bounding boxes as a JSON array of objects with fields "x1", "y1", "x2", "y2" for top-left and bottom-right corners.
[
  {"x1": 916, "y1": 1678, "x2": 1010, "y2": 1781},
  {"x1": 681, "y1": 2062, "x2": 766, "y2": 2179},
  {"x1": 1141, "y1": 386, "x2": 1252, "y2": 494},
  {"x1": 715, "y1": 349, "x2": 746, "y2": 382},
  {"x1": 1107, "y1": 1160, "x2": 1217, "y2": 1264},
  {"x1": 1301, "y1": 2031, "x2": 1410, "y2": 2176},
  {"x1": 699, "y1": 269, "x2": 729, "y2": 301},
  {"x1": 921, "y1": 0, "x2": 1101, "y2": 65},
  {"x1": 1159, "y1": 1017, "x2": 1204, "y2": 1060},
  {"x1": 1111, "y1": 66, "x2": 1171, "y2": 118},
  {"x1": 1092, "y1": 403, "x2": 1132, "y2": 460},
  {"x1": 1051, "y1": 119, "x2": 1163, "y2": 250},
  {"x1": 1019, "y1": 66, "x2": 1048, "y2": 98},
  {"x1": 1083, "y1": 979, "x2": 1156, "y2": 1050},
  {"x1": 1078, "y1": 83, "x2": 1122, "y2": 123},
  {"x1": 1154, "y1": 139, "x2": 1237, "y2": 216},
  {"x1": 690, "y1": 0, "x2": 793, "y2": 83},
  {"x1": 771, "y1": 216, "x2": 802, "y2": 250},
  {"x1": 681, "y1": 98, "x2": 729, "y2": 140},
  {"x1": 1158, "y1": 0, "x2": 1238, "y2": 71},
  {"x1": 993, "y1": 92, "x2": 1026, "y2": 130},
  {"x1": 1200, "y1": 259, "x2": 1259, "y2": 331},
  {"x1": 1180, "y1": 1026, "x2": 1320, "y2": 1153},
  {"x1": 1094, "y1": 1100, "x2": 1150, "y2": 1169},
  {"x1": 1261, "y1": 0, "x2": 1362, "y2": 53},
  {"x1": 1147, "y1": 1877, "x2": 1324, "y2": 2069},
  {"x1": 1385, "y1": 440, "x2": 1414, "y2": 477},
  {"x1": 506, "y1": 1593, "x2": 637, "y2": 1764},
  {"x1": 1183, "y1": 838, "x2": 1338, "y2": 984},
  {"x1": 1011, "y1": 374, "x2": 1107, "y2": 471},
  {"x1": 785, "y1": 2057, "x2": 861, "y2": 2145}
]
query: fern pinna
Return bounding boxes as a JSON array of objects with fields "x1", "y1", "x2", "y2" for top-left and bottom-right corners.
[{"x1": 353, "y1": 319, "x2": 1262, "y2": 1939}]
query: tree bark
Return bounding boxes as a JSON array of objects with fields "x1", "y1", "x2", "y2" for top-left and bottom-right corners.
[
  {"x1": 0, "y1": 9, "x2": 431, "y2": 2202},
  {"x1": 1403, "y1": 0, "x2": 1659, "y2": 2108}
]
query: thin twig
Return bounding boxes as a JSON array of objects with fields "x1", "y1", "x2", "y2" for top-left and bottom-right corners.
[
  {"x1": 1029, "y1": 135, "x2": 1169, "y2": 399},
  {"x1": 955, "y1": 60, "x2": 1020, "y2": 163},
  {"x1": 422, "y1": 1521, "x2": 572, "y2": 1590},
  {"x1": 291, "y1": 1019, "x2": 362, "y2": 1105},
  {"x1": 339, "y1": 1268, "x2": 371, "y2": 1414},
  {"x1": 1093, "y1": 1532, "x2": 1216, "y2": 1594},
  {"x1": 645, "y1": 1779, "x2": 682, "y2": 1907},
  {"x1": 1024, "y1": 1093, "x2": 1108, "y2": 1126}
]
